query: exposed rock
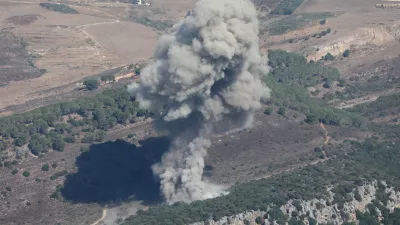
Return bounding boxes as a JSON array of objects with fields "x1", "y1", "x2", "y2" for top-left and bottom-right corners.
[{"x1": 189, "y1": 181, "x2": 400, "y2": 225}]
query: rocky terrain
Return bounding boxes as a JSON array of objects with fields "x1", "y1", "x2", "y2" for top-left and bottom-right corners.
[{"x1": 191, "y1": 181, "x2": 400, "y2": 225}]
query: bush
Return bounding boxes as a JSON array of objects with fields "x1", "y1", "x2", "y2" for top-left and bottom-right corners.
[
  {"x1": 51, "y1": 136, "x2": 65, "y2": 152},
  {"x1": 324, "y1": 53, "x2": 335, "y2": 61},
  {"x1": 255, "y1": 216, "x2": 263, "y2": 224},
  {"x1": 41, "y1": 164, "x2": 50, "y2": 171},
  {"x1": 22, "y1": 170, "x2": 30, "y2": 177},
  {"x1": 343, "y1": 49, "x2": 350, "y2": 57},
  {"x1": 135, "y1": 67, "x2": 141, "y2": 75},
  {"x1": 11, "y1": 169, "x2": 18, "y2": 175},
  {"x1": 6, "y1": 186, "x2": 12, "y2": 191},
  {"x1": 264, "y1": 107, "x2": 274, "y2": 115},
  {"x1": 320, "y1": 19, "x2": 327, "y2": 25},
  {"x1": 277, "y1": 107, "x2": 286, "y2": 116},
  {"x1": 101, "y1": 75, "x2": 115, "y2": 82},
  {"x1": 83, "y1": 79, "x2": 100, "y2": 90},
  {"x1": 52, "y1": 163, "x2": 58, "y2": 168}
]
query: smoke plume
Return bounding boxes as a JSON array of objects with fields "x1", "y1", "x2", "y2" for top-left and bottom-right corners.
[{"x1": 128, "y1": 0, "x2": 270, "y2": 204}]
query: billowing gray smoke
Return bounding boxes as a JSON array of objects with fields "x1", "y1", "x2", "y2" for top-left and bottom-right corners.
[{"x1": 128, "y1": 0, "x2": 270, "y2": 204}]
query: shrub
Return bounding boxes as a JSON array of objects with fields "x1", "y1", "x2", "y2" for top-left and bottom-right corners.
[
  {"x1": 324, "y1": 53, "x2": 335, "y2": 61},
  {"x1": 320, "y1": 19, "x2": 327, "y2": 25},
  {"x1": 83, "y1": 79, "x2": 100, "y2": 90},
  {"x1": 52, "y1": 163, "x2": 58, "y2": 168},
  {"x1": 22, "y1": 170, "x2": 30, "y2": 177},
  {"x1": 6, "y1": 186, "x2": 12, "y2": 191},
  {"x1": 100, "y1": 75, "x2": 115, "y2": 82},
  {"x1": 11, "y1": 169, "x2": 18, "y2": 175},
  {"x1": 277, "y1": 107, "x2": 286, "y2": 115},
  {"x1": 41, "y1": 164, "x2": 50, "y2": 171},
  {"x1": 264, "y1": 107, "x2": 274, "y2": 115},
  {"x1": 343, "y1": 49, "x2": 350, "y2": 57},
  {"x1": 255, "y1": 216, "x2": 263, "y2": 224},
  {"x1": 135, "y1": 67, "x2": 141, "y2": 75}
]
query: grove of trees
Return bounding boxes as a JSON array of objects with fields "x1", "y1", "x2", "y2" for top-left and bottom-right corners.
[
  {"x1": 266, "y1": 50, "x2": 364, "y2": 127},
  {"x1": 0, "y1": 87, "x2": 149, "y2": 159}
]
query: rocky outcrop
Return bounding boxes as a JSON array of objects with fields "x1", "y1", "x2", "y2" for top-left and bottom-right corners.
[
  {"x1": 190, "y1": 181, "x2": 400, "y2": 225},
  {"x1": 306, "y1": 27, "x2": 396, "y2": 61}
]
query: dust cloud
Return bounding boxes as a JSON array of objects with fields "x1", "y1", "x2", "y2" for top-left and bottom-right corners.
[{"x1": 128, "y1": 0, "x2": 270, "y2": 204}]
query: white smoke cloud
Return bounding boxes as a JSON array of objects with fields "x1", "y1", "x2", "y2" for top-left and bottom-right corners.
[{"x1": 128, "y1": 0, "x2": 270, "y2": 204}]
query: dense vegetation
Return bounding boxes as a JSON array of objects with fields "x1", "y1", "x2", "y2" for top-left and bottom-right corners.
[
  {"x1": 0, "y1": 87, "x2": 149, "y2": 160},
  {"x1": 123, "y1": 138, "x2": 400, "y2": 225},
  {"x1": 39, "y1": 3, "x2": 78, "y2": 14},
  {"x1": 270, "y1": 0, "x2": 304, "y2": 15},
  {"x1": 268, "y1": 49, "x2": 340, "y2": 86},
  {"x1": 266, "y1": 50, "x2": 364, "y2": 126}
]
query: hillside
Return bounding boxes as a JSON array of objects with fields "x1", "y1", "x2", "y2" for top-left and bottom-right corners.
[{"x1": 1, "y1": 0, "x2": 400, "y2": 224}]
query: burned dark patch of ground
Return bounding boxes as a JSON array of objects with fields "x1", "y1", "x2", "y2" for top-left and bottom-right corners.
[
  {"x1": 0, "y1": 122, "x2": 155, "y2": 225},
  {"x1": 5, "y1": 15, "x2": 40, "y2": 26},
  {"x1": 61, "y1": 137, "x2": 169, "y2": 205},
  {"x1": 0, "y1": 30, "x2": 45, "y2": 85}
]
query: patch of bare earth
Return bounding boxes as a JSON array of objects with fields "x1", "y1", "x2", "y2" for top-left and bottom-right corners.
[{"x1": 0, "y1": 0, "x2": 158, "y2": 113}]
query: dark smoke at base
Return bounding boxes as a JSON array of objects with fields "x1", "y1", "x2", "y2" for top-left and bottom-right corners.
[{"x1": 128, "y1": 0, "x2": 270, "y2": 204}]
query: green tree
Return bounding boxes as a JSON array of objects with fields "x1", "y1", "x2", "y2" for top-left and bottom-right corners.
[
  {"x1": 83, "y1": 79, "x2": 100, "y2": 90},
  {"x1": 51, "y1": 135, "x2": 64, "y2": 152},
  {"x1": 135, "y1": 67, "x2": 141, "y2": 75},
  {"x1": 343, "y1": 49, "x2": 350, "y2": 57},
  {"x1": 22, "y1": 170, "x2": 30, "y2": 177},
  {"x1": 101, "y1": 75, "x2": 115, "y2": 82},
  {"x1": 14, "y1": 134, "x2": 28, "y2": 147},
  {"x1": 11, "y1": 169, "x2": 18, "y2": 175},
  {"x1": 277, "y1": 107, "x2": 286, "y2": 116},
  {"x1": 41, "y1": 164, "x2": 50, "y2": 171},
  {"x1": 264, "y1": 106, "x2": 274, "y2": 115},
  {"x1": 255, "y1": 216, "x2": 263, "y2": 225},
  {"x1": 324, "y1": 53, "x2": 335, "y2": 61}
]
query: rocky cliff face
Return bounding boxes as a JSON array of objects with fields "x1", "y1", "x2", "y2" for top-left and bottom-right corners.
[{"x1": 190, "y1": 181, "x2": 400, "y2": 225}]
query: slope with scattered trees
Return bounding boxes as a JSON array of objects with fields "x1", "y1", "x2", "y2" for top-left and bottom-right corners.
[
  {"x1": 0, "y1": 87, "x2": 150, "y2": 160},
  {"x1": 122, "y1": 138, "x2": 400, "y2": 225}
]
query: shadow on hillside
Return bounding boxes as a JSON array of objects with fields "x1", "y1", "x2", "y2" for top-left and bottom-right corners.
[{"x1": 61, "y1": 137, "x2": 170, "y2": 205}]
